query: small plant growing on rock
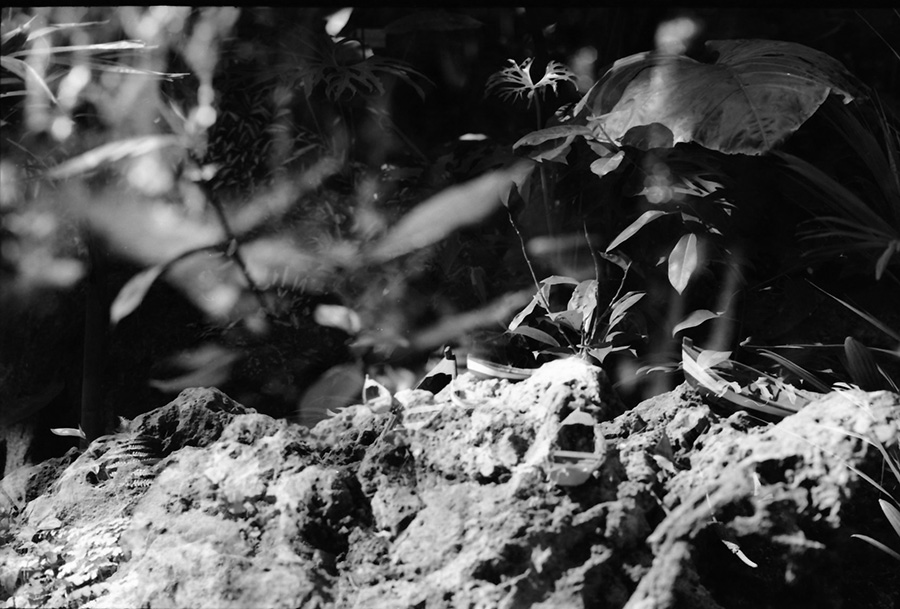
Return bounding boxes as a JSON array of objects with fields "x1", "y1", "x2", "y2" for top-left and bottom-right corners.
[{"x1": 507, "y1": 254, "x2": 646, "y2": 367}]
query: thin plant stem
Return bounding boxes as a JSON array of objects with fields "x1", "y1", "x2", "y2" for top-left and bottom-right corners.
[
  {"x1": 200, "y1": 180, "x2": 274, "y2": 320},
  {"x1": 508, "y1": 207, "x2": 546, "y2": 308},
  {"x1": 533, "y1": 94, "x2": 555, "y2": 236},
  {"x1": 507, "y1": 207, "x2": 578, "y2": 352}
]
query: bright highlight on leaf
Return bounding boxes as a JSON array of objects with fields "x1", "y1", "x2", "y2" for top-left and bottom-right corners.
[
  {"x1": 607, "y1": 210, "x2": 671, "y2": 252},
  {"x1": 668, "y1": 233, "x2": 698, "y2": 294},
  {"x1": 672, "y1": 309, "x2": 722, "y2": 336}
]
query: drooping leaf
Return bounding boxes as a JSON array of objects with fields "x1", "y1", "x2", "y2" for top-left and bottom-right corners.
[
  {"x1": 606, "y1": 210, "x2": 672, "y2": 252},
  {"x1": 672, "y1": 309, "x2": 722, "y2": 336},
  {"x1": 668, "y1": 233, "x2": 699, "y2": 294},
  {"x1": 587, "y1": 39, "x2": 861, "y2": 155}
]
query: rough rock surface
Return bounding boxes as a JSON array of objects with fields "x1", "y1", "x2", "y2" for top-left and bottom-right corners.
[{"x1": 1, "y1": 359, "x2": 898, "y2": 608}]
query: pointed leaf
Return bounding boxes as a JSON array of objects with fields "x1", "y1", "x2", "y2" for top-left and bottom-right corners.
[
  {"x1": 50, "y1": 427, "x2": 86, "y2": 439},
  {"x1": 110, "y1": 264, "x2": 166, "y2": 326},
  {"x1": 509, "y1": 295, "x2": 542, "y2": 331},
  {"x1": 875, "y1": 240, "x2": 898, "y2": 280},
  {"x1": 851, "y1": 533, "x2": 900, "y2": 562},
  {"x1": 672, "y1": 309, "x2": 722, "y2": 336},
  {"x1": 668, "y1": 233, "x2": 699, "y2": 294},
  {"x1": 528, "y1": 136, "x2": 576, "y2": 164},
  {"x1": 548, "y1": 309, "x2": 583, "y2": 331},
  {"x1": 510, "y1": 326, "x2": 560, "y2": 347},
  {"x1": 590, "y1": 151, "x2": 625, "y2": 178},
  {"x1": 881, "y1": 499, "x2": 900, "y2": 540},
  {"x1": 568, "y1": 280, "x2": 598, "y2": 332},
  {"x1": 606, "y1": 210, "x2": 671, "y2": 252},
  {"x1": 608, "y1": 291, "x2": 645, "y2": 331},
  {"x1": 844, "y1": 337, "x2": 885, "y2": 391}
]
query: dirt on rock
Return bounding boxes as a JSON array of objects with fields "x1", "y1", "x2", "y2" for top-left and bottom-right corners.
[{"x1": 1, "y1": 360, "x2": 898, "y2": 609}]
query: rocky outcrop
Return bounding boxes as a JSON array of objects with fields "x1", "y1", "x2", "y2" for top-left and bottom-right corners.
[{"x1": 1, "y1": 359, "x2": 898, "y2": 608}]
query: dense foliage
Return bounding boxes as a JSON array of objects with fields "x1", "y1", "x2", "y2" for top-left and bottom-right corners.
[{"x1": 1, "y1": 7, "x2": 898, "y2": 450}]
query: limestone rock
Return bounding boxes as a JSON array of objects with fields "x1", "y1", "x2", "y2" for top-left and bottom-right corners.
[{"x1": 0, "y1": 364, "x2": 897, "y2": 609}]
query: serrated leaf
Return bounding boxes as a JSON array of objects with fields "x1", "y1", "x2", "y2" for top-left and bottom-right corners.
[
  {"x1": 668, "y1": 233, "x2": 698, "y2": 294},
  {"x1": 672, "y1": 309, "x2": 722, "y2": 336},
  {"x1": 110, "y1": 265, "x2": 166, "y2": 326},
  {"x1": 606, "y1": 210, "x2": 671, "y2": 252}
]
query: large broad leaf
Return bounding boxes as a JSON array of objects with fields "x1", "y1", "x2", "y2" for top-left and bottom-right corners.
[
  {"x1": 587, "y1": 39, "x2": 862, "y2": 155},
  {"x1": 668, "y1": 233, "x2": 698, "y2": 294}
]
